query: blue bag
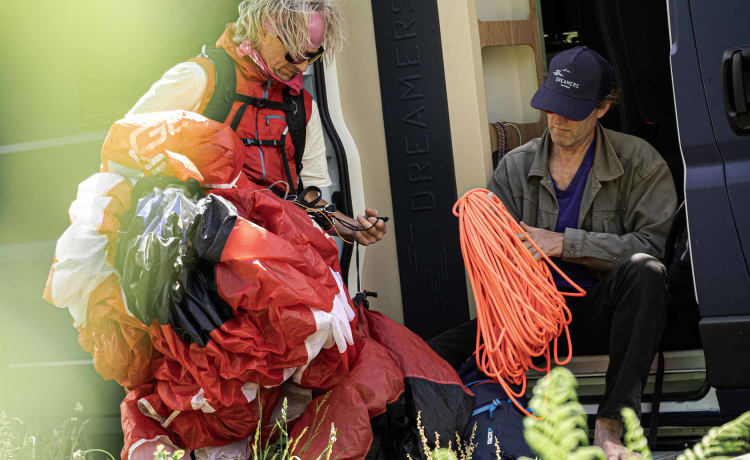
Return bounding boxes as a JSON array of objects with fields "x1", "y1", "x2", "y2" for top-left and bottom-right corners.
[{"x1": 460, "y1": 361, "x2": 535, "y2": 460}]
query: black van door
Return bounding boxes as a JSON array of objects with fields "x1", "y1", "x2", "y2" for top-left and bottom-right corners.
[{"x1": 669, "y1": 0, "x2": 750, "y2": 396}]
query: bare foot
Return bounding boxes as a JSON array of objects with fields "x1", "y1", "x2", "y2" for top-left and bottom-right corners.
[{"x1": 594, "y1": 417, "x2": 639, "y2": 460}]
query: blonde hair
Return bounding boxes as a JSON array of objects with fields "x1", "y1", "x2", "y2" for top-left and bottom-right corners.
[{"x1": 233, "y1": 0, "x2": 345, "y2": 65}]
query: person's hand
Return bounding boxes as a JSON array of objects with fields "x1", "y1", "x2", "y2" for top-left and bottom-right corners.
[
  {"x1": 353, "y1": 208, "x2": 387, "y2": 246},
  {"x1": 517, "y1": 222, "x2": 564, "y2": 260},
  {"x1": 334, "y1": 208, "x2": 387, "y2": 246}
]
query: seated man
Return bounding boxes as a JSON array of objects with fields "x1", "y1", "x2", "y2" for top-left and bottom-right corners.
[
  {"x1": 492, "y1": 46, "x2": 676, "y2": 459},
  {"x1": 430, "y1": 46, "x2": 677, "y2": 459}
]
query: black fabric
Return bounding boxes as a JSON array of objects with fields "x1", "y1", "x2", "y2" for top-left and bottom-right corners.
[
  {"x1": 662, "y1": 203, "x2": 701, "y2": 351},
  {"x1": 575, "y1": 0, "x2": 683, "y2": 198},
  {"x1": 282, "y1": 86, "x2": 307, "y2": 185},
  {"x1": 241, "y1": 138, "x2": 284, "y2": 147},
  {"x1": 366, "y1": 393, "x2": 420, "y2": 460},
  {"x1": 561, "y1": 253, "x2": 669, "y2": 420},
  {"x1": 428, "y1": 253, "x2": 670, "y2": 422},
  {"x1": 458, "y1": 360, "x2": 534, "y2": 460},
  {"x1": 366, "y1": 377, "x2": 474, "y2": 460},
  {"x1": 199, "y1": 46, "x2": 237, "y2": 124},
  {"x1": 115, "y1": 179, "x2": 237, "y2": 347},
  {"x1": 230, "y1": 100, "x2": 251, "y2": 132},
  {"x1": 427, "y1": 319, "x2": 478, "y2": 370},
  {"x1": 233, "y1": 93, "x2": 289, "y2": 112},
  {"x1": 166, "y1": 195, "x2": 238, "y2": 346},
  {"x1": 190, "y1": 195, "x2": 237, "y2": 264},
  {"x1": 170, "y1": 258, "x2": 233, "y2": 347},
  {"x1": 115, "y1": 178, "x2": 204, "y2": 326},
  {"x1": 276, "y1": 131, "x2": 296, "y2": 194},
  {"x1": 648, "y1": 351, "x2": 665, "y2": 446}
]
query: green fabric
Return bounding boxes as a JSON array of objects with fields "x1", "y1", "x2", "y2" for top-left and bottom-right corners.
[
  {"x1": 199, "y1": 46, "x2": 237, "y2": 124},
  {"x1": 487, "y1": 124, "x2": 678, "y2": 273}
]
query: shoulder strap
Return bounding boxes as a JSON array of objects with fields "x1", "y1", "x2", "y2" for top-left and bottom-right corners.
[
  {"x1": 282, "y1": 86, "x2": 307, "y2": 175},
  {"x1": 198, "y1": 45, "x2": 237, "y2": 123}
]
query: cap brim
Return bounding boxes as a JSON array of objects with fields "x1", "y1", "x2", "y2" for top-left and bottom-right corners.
[{"x1": 530, "y1": 85, "x2": 597, "y2": 121}]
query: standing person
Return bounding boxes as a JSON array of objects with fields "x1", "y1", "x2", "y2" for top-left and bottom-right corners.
[
  {"x1": 431, "y1": 45, "x2": 677, "y2": 459},
  {"x1": 128, "y1": 0, "x2": 386, "y2": 246},
  {"x1": 124, "y1": 2, "x2": 387, "y2": 458}
]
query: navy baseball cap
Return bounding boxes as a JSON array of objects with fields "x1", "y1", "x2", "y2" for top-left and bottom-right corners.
[{"x1": 531, "y1": 46, "x2": 613, "y2": 121}]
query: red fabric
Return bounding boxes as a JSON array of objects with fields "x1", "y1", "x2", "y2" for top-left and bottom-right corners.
[
  {"x1": 287, "y1": 308, "x2": 472, "y2": 460},
  {"x1": 216, "y1": 26, "x2": 314, "y2": 191},
  {"x1": 120, "y1": 383, "x2": 281, "y2": 457},
  {"x1": 288, "y1": 334, "x2": 405, "y2": 460},
  {"x1": 364, "y1": 309, "x2": 471, "y2": 389},
  {"x1": 73, "y1": 95, "x2": 470, "y2": 459},
  {"x1": 118, "y1": 184, "x2": 357, "y2": 455}
]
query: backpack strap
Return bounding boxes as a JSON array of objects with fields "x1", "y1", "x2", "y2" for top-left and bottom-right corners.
[
  {"x1": 195, "y1": 45, "x2": 237, "y2": 124},
  {"x1": 282, "y1": 86, "x2": 308, "y2": 187},
  {"x1": 472, "y1": 399, "x2": 506, "y2": 419},
  {"x1": 194, "y1": 45, "x2": 308, "y2": 190}
]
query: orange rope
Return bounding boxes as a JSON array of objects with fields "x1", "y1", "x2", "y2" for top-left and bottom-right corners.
[{"x1": 453, "y1": 189, "x2": 586, "y2": 418}]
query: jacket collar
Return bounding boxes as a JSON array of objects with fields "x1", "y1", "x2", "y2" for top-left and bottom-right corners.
[
  {"x1": 528, "y1": 123, "x2": 624, "y2": 181},
  {"x1": 216, "y1": 25, "x2": 276, "y2": 84}
]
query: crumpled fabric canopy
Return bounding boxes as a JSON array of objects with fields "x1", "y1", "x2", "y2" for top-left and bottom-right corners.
[{"x1": 44, "y1": 110, "x2": 472, "y2": 459}]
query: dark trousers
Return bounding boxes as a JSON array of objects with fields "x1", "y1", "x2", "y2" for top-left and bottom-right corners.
[{"x1": 428, "y1": 253, "x2": 669, "y2": 421}]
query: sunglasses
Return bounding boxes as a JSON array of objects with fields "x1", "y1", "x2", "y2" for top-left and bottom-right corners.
[{"x1": 284, "y1": 46, "x2": 325, "y2": 65}]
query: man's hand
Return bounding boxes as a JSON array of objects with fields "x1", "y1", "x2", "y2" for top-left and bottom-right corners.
[
  {"x1": 518, "y1": 222, "x2": 564, "y2": 260},
  {"x1": 334, "y1": 208, "x2": 387, "y2": 246}
]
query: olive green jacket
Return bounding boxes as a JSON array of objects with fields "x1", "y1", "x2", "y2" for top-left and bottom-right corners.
[{"x1": 487, "y1": 124, "x2": 678, "y2": 272}]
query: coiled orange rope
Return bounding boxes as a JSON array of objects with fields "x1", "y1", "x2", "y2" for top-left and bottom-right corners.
[{"x1": 453, "y1": 188, "x2": 586, "y2": 417}]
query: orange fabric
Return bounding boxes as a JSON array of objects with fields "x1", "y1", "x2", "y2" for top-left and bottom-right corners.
[
  {"x1": 78, "y1": 275, "x2": 156, "y2": 388},
  {"x1": 453, "y1": 189, "x2": 586, "y2": 417},
  {"x1": 100, "y1": 111, "x2": 244, "y2": 186},
  {"x1": 216, "y1": 26, "x2": 268, "y2": 85},
  {"x1": 42, "y1": 258, "x2": 56, "y2": 305},
  {"x1": 187, "y1": 56, "x2": 217, "y2": 115},
  {"x1": 101, "y1": 179, "x2": 133, "y2": 264}
]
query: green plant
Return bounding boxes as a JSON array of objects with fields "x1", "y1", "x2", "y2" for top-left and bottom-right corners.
[
  {"x1": 251, "y1": 392, "x2": 338, "y2": 460},
  {"x1": 621, "y1": 407, "x2": 651, "y2": 460},
  {"x1": 677, "y1": 410, "x2": 750, "y2": 460},
  {"x1": 520, "y1": 367, "x2": 605, "y2": 460},
  {"x1": 150, "y1": 444, "x2": 185, "y2": 460},
  {"x1": 0, "y1": 405, "x2": 115, "y2": 460},
  {"x1": 405, "y1": 411, "x2": 480, "y2": 460}
]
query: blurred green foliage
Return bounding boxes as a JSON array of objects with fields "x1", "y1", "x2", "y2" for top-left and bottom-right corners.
[
  {"x1": 0, "y1": 0, "x2": 238, "y2": 245},
  {"x1": 0, "y1": 1, "x2": 239, "y2": 455}
]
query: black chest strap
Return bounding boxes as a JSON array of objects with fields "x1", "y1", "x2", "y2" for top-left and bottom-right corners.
[{"x1": 197, "y1": 46, "x2": 309, "y2": 190}]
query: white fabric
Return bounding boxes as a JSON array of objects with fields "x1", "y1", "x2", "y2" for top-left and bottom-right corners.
[
  {"x1": 127, "y1": 62, "x2": 207, "y2": 115},
  {"x1": 190, "y1": 388, "x2": 216, "y2": 414},
  {"x1": 50, "y1": 173, "x2": 127, "y2": 326},
  {"x1": 76, "y1": 172, "x2": 127, "y2": 199},
  {"x1": 137, "y1": 398, "x2": 165, "y2": 425},
  {"x1": 294, "y1": 268, "x2": 355, "y2": 384},
  {"x1": 241, "y1": 382, "x2": 258, "y2": 403},
  {"x1": 126, "y1": 61, "x2": 331, "y2": 187}
]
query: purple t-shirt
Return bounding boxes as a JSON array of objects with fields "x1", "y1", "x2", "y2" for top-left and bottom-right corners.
[{"x1": 550, "y1": 140, "x2": 596, "y2": 290}]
